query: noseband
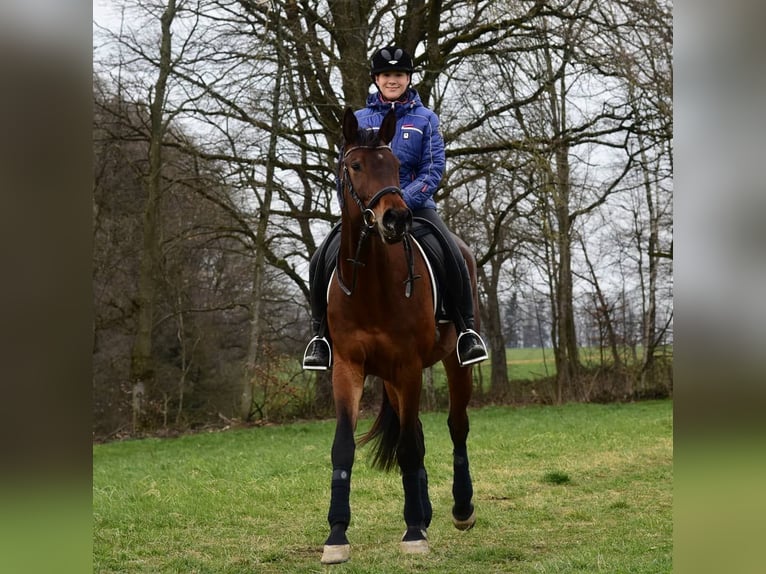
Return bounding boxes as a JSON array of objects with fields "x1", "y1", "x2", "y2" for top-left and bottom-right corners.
[{"x1": 338, "y1": 144, "x2": 420, "y2": 297}]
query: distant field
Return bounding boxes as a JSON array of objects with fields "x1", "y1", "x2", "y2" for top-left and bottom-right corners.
[
  {"x1": 93, "y1": 400, "x2": 672, "y2": 573},
  {"x1": 425, "y1": 348, "x2": 554, "y2": 394},
  {"x1": 428, "y1": 346, "x2": 672, "y2": 393},
  {"x1": 480, "y1": 346, "x2": 668, "y2": 380},
  {"x1": 495, "y1": 347, "x2": 558, "y2": 380}
]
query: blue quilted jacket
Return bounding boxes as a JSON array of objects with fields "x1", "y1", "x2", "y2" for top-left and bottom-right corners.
[{"x1": 353, "y1": 89, "x2": 445, "y2": 211}]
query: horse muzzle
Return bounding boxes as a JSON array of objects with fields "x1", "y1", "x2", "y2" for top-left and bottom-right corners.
[{"x1": 380, "y1": 207, "x2": 412, "y2": 244}]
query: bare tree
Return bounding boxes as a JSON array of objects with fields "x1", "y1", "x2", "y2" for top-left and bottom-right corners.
[
  {"x1": 611, "y1": 0, "x2": 673, "y2": 391},
  {"x1": 127, "y1": 0, "x2": 179, "y2": 429},
  {"x1": 239, "y1": 6, "x2": 287, "y2": 420},
  {"x1": 92, "y1": 0, "x2": 674, "y2": 434}
]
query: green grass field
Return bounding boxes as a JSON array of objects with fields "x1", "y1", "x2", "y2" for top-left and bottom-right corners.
[
  {"x1": 93, "y1": 400, "x2": 672, "y2": 573},
  {"x1": 468, "y1": 346, "x2": 670, "y2": 383},
  {"x1": 478, "y1": 347, "x2": 558, "y2": 381}
]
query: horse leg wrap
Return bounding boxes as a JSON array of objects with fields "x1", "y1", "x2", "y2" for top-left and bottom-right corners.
[
  {"x1": 402, "y1": 470, "x2": 426, "y2": 530},
  {"x1": 323, "y1": 468, "x2": 352, "y2": 564},
  {"x1": 327, "y1": 468, "x2": 352, "y2": 529},
  {"x1": 418, "y1": 467, "x2": 433, "y2": 529},
  {"x1": 401, "y1": 472, "x2": 430, "y2": 555},
  {"x1": 324, "y1": 522, "x2": 349, "y2": 547},
  {"x1": 452, "y1": 449, "x2": 474, "y2": 522}
]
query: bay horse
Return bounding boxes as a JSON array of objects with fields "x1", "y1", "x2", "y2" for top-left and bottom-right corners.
[{"x1": 321, "y1": 107, "x2": 478, "y2": 564}]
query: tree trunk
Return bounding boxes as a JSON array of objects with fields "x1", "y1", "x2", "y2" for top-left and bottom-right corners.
[
  {"x1": 580, "y1": 236, "x2": 625, "y2": 396},
  {"x1": 129, "y1": 0, "x2": 176, "y2": 430},
  {"x1": 543, "y1": 37, "x2": 579, "y2": 402},
  {"x1": 638, "y1": 144, "x2": 659, "y2": 395},
  {"x1": 239, "y1": 5, "x2": 286, "y2": 421},
  {"x1": 328, "y1": 0, "x2": 373, "y2": 109},
  {"x1": 478, "y1": 262, "x2": 509, "y2": 398}
]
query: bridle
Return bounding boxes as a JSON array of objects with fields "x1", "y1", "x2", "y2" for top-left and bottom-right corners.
[
  {"x1": 337, "y1": 143, "x2": 420, "y2": 297},
  {"x1": 341, "y1": 144, "x2": 402, "y2": 226}
]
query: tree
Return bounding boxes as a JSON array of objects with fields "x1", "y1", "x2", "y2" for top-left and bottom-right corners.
[
  {"x1": 92, "y1": 0, "x2": 674, "y2": 434},
  {"x1": 610, "y1": 0, "x2": 673, "y2": 392},
  {"x1": 128, "y1": 0, "x2": 178, "y2": 429}
]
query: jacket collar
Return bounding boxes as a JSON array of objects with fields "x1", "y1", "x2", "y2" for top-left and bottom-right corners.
[{"x1": 366, "y1": 88, "x2": 422, "y2": 114}]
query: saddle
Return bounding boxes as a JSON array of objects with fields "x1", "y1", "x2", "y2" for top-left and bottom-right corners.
[{"x1": 320, "y1": 218, "x2": 451, "y2": 322}]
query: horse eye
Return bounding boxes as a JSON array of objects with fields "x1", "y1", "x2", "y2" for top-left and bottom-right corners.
[{"x1": 350, "y1": 162, "x2": 362, "y2": 172}]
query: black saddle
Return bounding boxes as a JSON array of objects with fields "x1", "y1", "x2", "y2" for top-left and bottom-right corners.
[{"x1": 320, "y1": 218, "x2": 451, "y2": 321}]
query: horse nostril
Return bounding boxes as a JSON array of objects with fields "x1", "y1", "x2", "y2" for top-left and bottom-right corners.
[{"x1": 382, "y1": 208, "x2": 411, "y2": 240}]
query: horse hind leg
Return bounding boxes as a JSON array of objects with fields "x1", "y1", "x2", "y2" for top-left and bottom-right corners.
[
  {"x1": 451, "y1": 444, "x2": 477, "y2": 531},
  {"x1": 444, "y1": 356, "x2": 477, "y2": 530},
  {"x1": 402, "y1": 462, "x2": 433, "y2": 552},
  {"x1": 396, "y1": 390, "x2": 431, "y2": 554}
]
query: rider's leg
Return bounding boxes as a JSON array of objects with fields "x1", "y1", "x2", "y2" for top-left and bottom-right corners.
[
  {"x1": 412, "y1": 209, "x2": 488, "y2": 366},
  {"x1": 303, "y1": 225, "x2": 341, "y2": 370}
]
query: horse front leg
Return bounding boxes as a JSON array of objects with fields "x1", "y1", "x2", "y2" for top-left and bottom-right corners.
[
  {"x1": 445, "y1": 357, "x2": 477, "y2": 530},
  {"x1": 321, "y1": 363, "x2": 363, "y2": 565}
]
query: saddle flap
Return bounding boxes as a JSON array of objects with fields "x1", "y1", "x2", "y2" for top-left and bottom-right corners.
[{"x1": 410, "y1": 218, "x2": 449, "y2": 321}]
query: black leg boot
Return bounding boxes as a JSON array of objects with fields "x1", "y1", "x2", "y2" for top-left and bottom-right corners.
[
  {"x1": 453, "y1": 260, "x2": 488, "y2": 367},
  {"x1": 456, "y1": 325, "x2": 488, "y2": 366}
]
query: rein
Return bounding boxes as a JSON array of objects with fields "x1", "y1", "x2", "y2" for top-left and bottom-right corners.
[{"x1": 337, "y1": 144, "x2": 420, "y2": 297}]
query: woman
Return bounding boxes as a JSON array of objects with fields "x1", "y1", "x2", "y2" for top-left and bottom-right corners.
[{"x1": 303, "y1": 45, "x2": 488, "y2": 369}]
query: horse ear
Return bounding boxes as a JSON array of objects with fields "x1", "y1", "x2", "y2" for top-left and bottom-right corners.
[
  {"x1": 379, "y1": 107, "x2": 397, "y2": 145},
  {"x1": 342, "y1": 107, "x2": 358, "y2": 145}
]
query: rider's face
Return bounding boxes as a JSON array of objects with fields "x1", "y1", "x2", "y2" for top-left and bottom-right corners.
[{"x1": 375, "y1": 71, "x2": 409, "y2": 101}]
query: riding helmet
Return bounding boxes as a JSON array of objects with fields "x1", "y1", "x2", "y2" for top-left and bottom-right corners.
[{"x1": 370, "y1": 46, "x2": 414, "y2": 75}]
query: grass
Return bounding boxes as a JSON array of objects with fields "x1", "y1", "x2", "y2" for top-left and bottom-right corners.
[
  {"x1": 93, "y1": 400, "x2": 672, "y2": 573},
  {"x1": 477, "y1": 347, "x2": 558, "y2": 381}
]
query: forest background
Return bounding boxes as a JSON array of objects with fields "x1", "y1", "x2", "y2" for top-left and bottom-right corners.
[{"x1": 92, "y1": 0, "x2": 673, "y2": 440}]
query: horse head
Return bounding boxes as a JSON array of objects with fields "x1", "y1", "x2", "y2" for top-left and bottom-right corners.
[{"x1": 340, "y1": 107, "x2": 412, "y2": 244}]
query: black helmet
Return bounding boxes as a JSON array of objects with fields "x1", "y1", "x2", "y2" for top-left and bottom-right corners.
[{"x1": 370, "y1": 46, "x2": 414, "y2": 75}]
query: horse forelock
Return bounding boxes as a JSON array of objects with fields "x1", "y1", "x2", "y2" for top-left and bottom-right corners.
[
  {"x1": 341, "y1": 127, "x2": 381, "y2": 151},
  {"x1": 338, "y1": 128, "x2": 387, "y2": 179}
]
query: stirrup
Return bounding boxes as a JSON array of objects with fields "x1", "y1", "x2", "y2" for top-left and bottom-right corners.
[
  {"x1": 456, "y1": 329, "x2": 488, "y2": 366},
  {"x1": 302, "y1": 336, "x2": 332, "y2": 371}
]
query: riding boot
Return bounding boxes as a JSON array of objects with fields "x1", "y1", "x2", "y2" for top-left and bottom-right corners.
[
  {"x1": 303, "y1": 233, "x2": 337, "y2": 371},
  {"x1": 453, "y1": 260, "x2": 488, "y2": 367},
  {"x1": 303, "y1": 318, "x2": 332, "y2": 370}
]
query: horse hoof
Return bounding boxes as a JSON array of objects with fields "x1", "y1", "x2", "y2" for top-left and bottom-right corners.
[
  {"x1": 400, "y1": 528, "x2": 429, "y2": 554},
  {"x1": 452, "y1": 508, "x2": 477, "y2": 530},
  {"x1": 320, "y1": 544, "x2": 350, "y2": 564},
  {"x1": 400, "y1": 539, "x2": 429, "y2": 554}
]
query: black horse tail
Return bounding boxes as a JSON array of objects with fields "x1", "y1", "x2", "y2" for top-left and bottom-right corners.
[{"x1": 358, "y1": 385, "x2": 400, "y2": 471}]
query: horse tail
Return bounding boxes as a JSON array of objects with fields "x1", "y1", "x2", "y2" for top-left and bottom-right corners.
[{"x1": 358, "y1": 385, "x2": 400, "y2": 471}]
